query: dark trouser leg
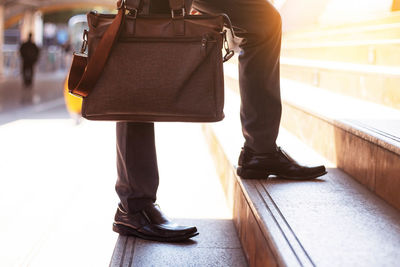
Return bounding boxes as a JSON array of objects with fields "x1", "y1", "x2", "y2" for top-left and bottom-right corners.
[
  {"x1": 193, "y1": 0, "x2": 282, "y2": 153},
  {"x1": 116, "y1": 122, "x2": 159, "y2": 213},
  {"x1": 22, "y1": 64, "x2": 33, "y2": 87},
  {"x1": 114, "y1": 2, "x2": 169, "y2": 215}
]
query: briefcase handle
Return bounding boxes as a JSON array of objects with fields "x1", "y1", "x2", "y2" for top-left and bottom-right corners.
[
  {"x1": 68, "y1": 0, "x2": 234, "y2": 98},
  {"x1": 122, "y1": 0, "x2": 189, "y2": 17},
  {"x1": 69, "y1": 0, "x2": 189, "y2": 98}
]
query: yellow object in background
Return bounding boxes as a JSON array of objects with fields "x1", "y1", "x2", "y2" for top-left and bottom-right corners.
[{"x1": 63, "y1": 75, "x2": 82, "y2": 116}]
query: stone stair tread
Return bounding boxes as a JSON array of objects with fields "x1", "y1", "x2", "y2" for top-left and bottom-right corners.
[
  {"x1": 213, "y1": 90, "x2": 332, "y2": 168},
  {"x1": 283, "y1": 14, "x2": 400, "y2": 43},
  {"x1": 281, "y1": 57, "x2": 400, "y2": 75},
  {"x1": 225, "y1": 61, "x2": 400, "y2": 154},
  {"x1": 280, "y1": 79, "x2": 400, "y2": 120},
  {"x1": 210, "y1": 90, "x2": 400, "y2": 266},
  {"x1": 280, "y1": 78, "x2": 400, "y2": 155},
  {"x1": 228, "y1": 60, "x2": 400, "y2": 155}
]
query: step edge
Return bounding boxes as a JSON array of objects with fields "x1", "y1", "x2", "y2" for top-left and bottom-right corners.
[
  {"x1": 280, "y1": 57, "x2": 400, "y2": 76},
  {"x1": 237, "y1": 174, "x2": 315, "y2": 267},
  {"x1": 203, "y1": 124, "x2": 314, "y2": 267},
  {"x1": 283, "y1": 22, "x2": 400, "y2": 40},
  {"x1": 282, "y1": 100, "x2": 400, "y2": 157},
  {"x1": 224, "y1": 70, "x2": 400, "y2": 157},
  {"x1": 283, "y1": 39, "x2": 400, "y2": 49}
]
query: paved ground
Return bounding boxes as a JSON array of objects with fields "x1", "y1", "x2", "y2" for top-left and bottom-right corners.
[
  {"x1": 0, "y1": 71, "x2": 67, "y2": 114},
  {"x1": 0, "y1": 75, "x2": 246, "y2": 266}
]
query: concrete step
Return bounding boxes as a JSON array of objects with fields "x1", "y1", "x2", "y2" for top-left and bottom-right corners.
[
  {"x1": 224, "y1": 62, "x2": 400, "y2": 211},
  {"x1": 282, "y1": 18, "x2": 400, "y2": 67},
  {"x1": 282, "y1": 41, "x2": 400, "y2": 66},
  {"x1": 283, "y1": 12, "x2": 400, "y2": 44},
  {"x1": 202, "y1": 89, "x2": 400, "y2": 266},
  {"x1": 109, "y1": 123, "x2": 248, "y2": 267},
  {"x1": 110, "y1": 219, "x2": 247, "y2": 267},
  {"x1": 279, "y1": 14, "x2": 400, "y2": 110},
  {"x1": 279, "y1": 57, "x2": 400, "y2": 110}
]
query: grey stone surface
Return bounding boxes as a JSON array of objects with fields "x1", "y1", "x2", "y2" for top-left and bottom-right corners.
[
  {"x1": 109, "y1": 122, "x2": 247, "y2": 267},
  {"x1": 211, "y1": 89, "x2": 400, "y2": 266},
  {"x1": 280, "y1": 78, "x2": 400, "y2": 156},
  {"x1": 110, "y1": 236, "x2": 137, "y2": 267},
  {"x1": 172, "y1": 219, "x2": 243, "y2": 249},
  {"x1": 110, "y1": 236, "x2": 129, "y2": 266},
  {"x1": 110, "y1": 219, "x2": 247, "y2": 267},
  {"x1": 265, "y1": 169, "x2": 400, "y2": 267},
  {"x1": 132, "y1": 245, "x2": 247, "y2": 267}
]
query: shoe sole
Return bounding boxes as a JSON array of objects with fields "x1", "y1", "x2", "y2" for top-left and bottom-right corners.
[
  {"x1": 112, "y1": 223, "x2": 199, "y2": 242},
  {"x1": 237, "y1": 166, "x2": 327, "y2": 180}
]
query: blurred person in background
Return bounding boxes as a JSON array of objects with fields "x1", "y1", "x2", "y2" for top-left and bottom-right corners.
[{"x1": 19, "y1": 33, "x2": 40, "y2": 103}]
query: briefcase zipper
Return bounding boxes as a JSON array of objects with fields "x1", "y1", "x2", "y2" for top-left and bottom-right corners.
[
  {"x1": 119, "y1": 35, "x2": 217, "y2": 54},
  {"x1": 118, "y1": 36, "x2": 217, "y2": 43},
  {"x1": 117, "y1": 35, "x2": 217, "y2": 58}
]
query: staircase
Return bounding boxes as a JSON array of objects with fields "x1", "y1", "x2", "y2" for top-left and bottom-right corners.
[
  {"x1": 204, "y1": 12, "x2": 400, "y2": 266},
  {"x1": 281, "y1": 12, "x2": 400, "y2": 109}
]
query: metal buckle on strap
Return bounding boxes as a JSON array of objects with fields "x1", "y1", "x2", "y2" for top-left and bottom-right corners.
[
  {"x1": 171, "y1": 8, "x2": 185, "y2": 18},
  {"x1": 117, "y1": 0, "x2": 125, "y2": 9},
  {"x1": 222, "y1": 30, "x2": 234, "y2": 62},
  {"x1": 80, "y1": 30, "x2": 88, "y2": 54},
  {"x1": 127, "y1": 8, "x2": 138, "y2": 18}
]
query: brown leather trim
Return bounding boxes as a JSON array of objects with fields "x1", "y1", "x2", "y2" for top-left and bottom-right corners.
[
  {"x1": 67, "y1": 53, "x2": 87, "y2": 93},
  {"x1": 172, "y1": 18, "x2": 185, "y2": 36},
  {"x1": 68, "y1": 4, "x2": 125, "y2": 97}
]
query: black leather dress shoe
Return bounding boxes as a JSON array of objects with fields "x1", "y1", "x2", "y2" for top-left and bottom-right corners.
[
  {"x1": 237, "y1": 146, "x2": 327, "y2": 180},
  {"x1": 113, "y1": 203, "x2": 198, "y2": 242}
]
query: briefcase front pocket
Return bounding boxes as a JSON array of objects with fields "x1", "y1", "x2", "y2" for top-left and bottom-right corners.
[{"x1": 82, "y1": 35, "x2": 225, "y2": 122}]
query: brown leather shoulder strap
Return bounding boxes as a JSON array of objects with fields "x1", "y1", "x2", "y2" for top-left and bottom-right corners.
[
  {"x1": 68, "y1": 2, "x2": 125, "y2": 97},
  {"x1": 68, "y1": 0, "x2": 189, "y2": 97}
]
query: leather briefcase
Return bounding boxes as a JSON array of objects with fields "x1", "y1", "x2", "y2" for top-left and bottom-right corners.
[{"x1": 68, "y1": 0, "x2": 234, "y2": 122}]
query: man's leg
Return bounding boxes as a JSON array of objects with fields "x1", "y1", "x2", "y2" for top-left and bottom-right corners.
[
  {"x1": 193, "y1": 0, "x2": 282, "y2": 153},
  {"x1": 116, "y1": 122, "x2": 159, "y2": 213},
  {"x1": 21, "y1": 64, "x2": 34, "y2": 103},
  {"x1": 114, "y1": 123, "x2": 198, "y2": 241},
  {"x1": 113, "y1": 0, "x2": 198, "y2": 243},
  {"x1": 22, "y1": 64, "x2": 33, "y2": 86},
  {"x1": 193, "y1": 0, "x2": 326, "y2": 179}
]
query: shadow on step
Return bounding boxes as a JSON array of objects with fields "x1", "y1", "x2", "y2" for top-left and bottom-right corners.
[
  {"x1": 266, "y1": 176, "x2": 327, "y2": 184},
  {"x1": 109, "y1": 218, "x2": 248, "y2": 267}
]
